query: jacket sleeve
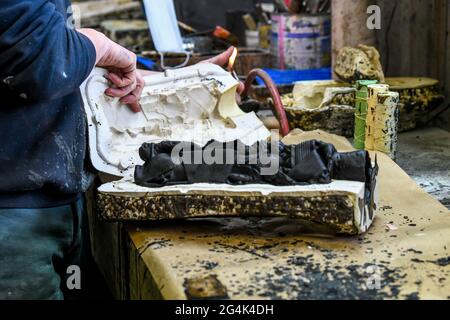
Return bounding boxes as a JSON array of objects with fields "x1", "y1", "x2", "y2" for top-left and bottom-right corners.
[{"x1": 0, "y1": 0, "x2": 97, "y2": 101}]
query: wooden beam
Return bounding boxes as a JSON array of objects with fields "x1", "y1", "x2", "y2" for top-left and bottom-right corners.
[
  {"x1": 331, "y1": 0, "x2": 377, "y2": 70},
  {"x1": 434, "y1": 0, "x2": 450, "y2": 130}
]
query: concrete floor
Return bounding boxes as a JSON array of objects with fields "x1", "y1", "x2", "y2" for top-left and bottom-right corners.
[{"x1": 396, "y1": 126, "x2": 450, "y2": 209}]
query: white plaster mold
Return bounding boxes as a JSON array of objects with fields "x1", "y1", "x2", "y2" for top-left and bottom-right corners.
[{"x1": 81, "y1": 64, "x2": 270, "y2": 177}]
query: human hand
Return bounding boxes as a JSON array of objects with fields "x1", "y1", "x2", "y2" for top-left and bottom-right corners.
[
  {"x1": 78, "y1": 28, "x2": 143, "y2": 113},
  {"x1": 202, "y1": 46, "x2": 245, "y2": 95}
]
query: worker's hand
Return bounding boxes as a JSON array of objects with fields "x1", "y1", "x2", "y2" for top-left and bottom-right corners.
[
  {"x1": 78, "y1": 28, "x2": 143, "y2": 113},
  {"x1": 202, "y1": 46, "x2": 245, "y2": 95},
  {"x1": 104, "y1": 67, "x2": 144, "y2": 113},
  {"x1": 204, "y1": 46, "x2": 235, "y2": 66}
]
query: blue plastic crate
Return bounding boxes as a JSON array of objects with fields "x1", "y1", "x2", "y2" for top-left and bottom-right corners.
[{"x1": 255, "y1": 68, "x2": 332, "y2": 86}]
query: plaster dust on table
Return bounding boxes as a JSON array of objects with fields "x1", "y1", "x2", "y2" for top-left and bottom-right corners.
[{"x1": 81, "y1": 64, "x2": 270, "y2": 177}]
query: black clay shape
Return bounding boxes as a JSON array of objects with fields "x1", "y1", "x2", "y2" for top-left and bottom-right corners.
[
  {"x1": 134, "y1": 153, "x2": 176, "y2": 187},
  {"x1": 184, "y1": 163, "x2": 234, "y2": 184},
  {"x1": 134, "y1": 139, "x2": 377, "y2": 198},
  {"x1": 134, "y1": 140, "x2": 379, "y2": 217},
  {"x1": 289, "y1": 141, "x2": 331, "y2": 183},
  {"x1": 228, "y1": 164, "x2": 262, "y2": 184},
  {"x1": 332, "y1": 150, "x2": 368, "y2": 182}
]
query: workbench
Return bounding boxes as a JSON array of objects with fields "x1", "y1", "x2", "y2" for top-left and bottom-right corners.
[{"x1": 87, "y1": 128, "x2": 450, "y2": 300}]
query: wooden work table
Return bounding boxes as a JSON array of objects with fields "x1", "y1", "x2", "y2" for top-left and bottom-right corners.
[{"x1": 87, "y1": 130, "x2": 450, "y2": 300}]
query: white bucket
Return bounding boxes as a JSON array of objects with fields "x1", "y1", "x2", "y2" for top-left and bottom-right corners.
[
  {"x1": 271, "y1": 14, "x2": 331, "y2": 70},
  {"x1": 245, "y1": 30, "x2": 259, "y2": 48}
]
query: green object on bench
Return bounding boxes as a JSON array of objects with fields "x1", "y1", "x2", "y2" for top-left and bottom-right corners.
[{"x1": 354, "y1": 80, "x2": 378, "y2": 150}]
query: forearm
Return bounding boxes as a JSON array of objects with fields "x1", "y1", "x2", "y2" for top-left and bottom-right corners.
[
  {"x1": 78, "y1": 30, "x2": 158, "y2": 78},
  {"x1": 77, "y1": 28, "x2": 109, "y2": 65}
]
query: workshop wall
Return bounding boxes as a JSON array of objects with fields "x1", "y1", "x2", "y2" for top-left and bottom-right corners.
[
  {"x1": 173, "y1": 0, "x2": 272, "y2": 31},
  {"x1": 375, "y1": 0, "x2": 450, "y2": 130}
]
